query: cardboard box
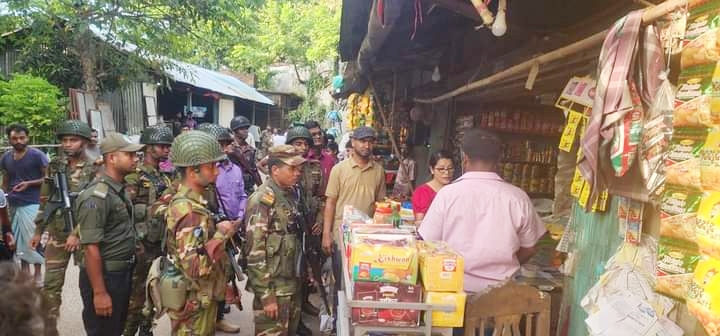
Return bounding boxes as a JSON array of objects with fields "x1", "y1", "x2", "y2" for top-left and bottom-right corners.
[
  {"x1": 351, "y1": 282, "x2": 423, "y2": 327},
  {"x1": 350, "y1": 230, "x2": 418, "y2": 285},
  {"x1": 418, "y1": 241, "x2": 464, "y2": 292},
  {"x1": 425, "y1": 291, "x2": 467, "y2": 328}
]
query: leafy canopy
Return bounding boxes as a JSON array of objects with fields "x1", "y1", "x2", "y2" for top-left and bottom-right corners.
[{"x1": 0, "y1": 74, "x2": 66, "y2": 144}]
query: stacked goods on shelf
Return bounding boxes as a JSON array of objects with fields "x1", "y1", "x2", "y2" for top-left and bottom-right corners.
[
  {"x1": 346, "y1": 91, "x2": 376, "y2": 130},
  {"x1": 343, "y1": 205, "x2": 423, "y2": 327},
  {"x1": 477, "y1": 108, "x2": 564, "y2": 135},
  {"x1": 418, "y1": 241, "x2": 467, "y2": 328},
  {"x1": 662, "y1": 3, "x2": 720, "y2": 333},
  {"x1": 498, "y1": 140, "x2": 558, "y2": 195}
]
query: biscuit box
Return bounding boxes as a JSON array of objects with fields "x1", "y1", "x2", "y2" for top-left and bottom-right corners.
[
  {"x1": 418, "y1": 241, "x2": 464, "y2": 292},
  {"x1": 350, "y1": 229, "x2": 419, "y2": 285},
  {"x1": 351, "y1": 282, "x2": 423, "y2": 327},
  {"x1": 425, "y1": 291, "x2": 467, "y2": 327}
]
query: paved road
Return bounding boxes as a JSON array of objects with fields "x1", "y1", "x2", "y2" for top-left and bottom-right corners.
[{"x1": 56, "y1": 262, "x2": 322, "y2": 336}]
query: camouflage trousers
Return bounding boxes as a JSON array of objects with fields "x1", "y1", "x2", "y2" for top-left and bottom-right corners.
[
  {"x1": 43, "y1": 233, "x2": 73, "y2": 320},
  {"x1": 124, "y1": 242, "x2": 163, "y2": 336},
  {"x1": 168, "y1": 292, "x2": 218, "y2": 336},
  {"x1": 254, "y1": 295, "x2": 300, "y2": 336}
]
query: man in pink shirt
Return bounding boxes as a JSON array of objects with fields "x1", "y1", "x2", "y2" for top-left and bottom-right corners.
[{"x1": 418, "y1": 129, "x2": 546, "y2": 294}]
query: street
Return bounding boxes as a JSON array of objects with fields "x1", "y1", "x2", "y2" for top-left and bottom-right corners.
[{"x1": 56, "y1": 262, "x2": 258, "y2": 336}]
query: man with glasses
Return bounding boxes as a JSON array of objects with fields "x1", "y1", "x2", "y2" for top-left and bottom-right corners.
[{"x1": 417, "y1": 129, "x2": 546, "y2": 336}]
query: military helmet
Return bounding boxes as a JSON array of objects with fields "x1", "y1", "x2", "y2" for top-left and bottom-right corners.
[
  {"x1": 170, "y1": 130, "x2": 226, "y2": 167},
  {"x1": 230, "y1": 115, "x2": 251, "y2": 131},
  {"x1": 56, "y1": 120, "x2": 92, "y2": 140},
  {"x1": 197, "y1": 123, "x2": 233, "y2": 142},
  {"x1": 285, "y1": 126, "x2": 312, "y2": 144},
  {"x1": 140, "y1": 125, "x2": 174, "y2": 145}
]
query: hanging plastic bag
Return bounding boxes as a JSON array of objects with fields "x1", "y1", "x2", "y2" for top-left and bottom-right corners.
[{"x1": 641, "y1": 71, "x2": 674, "y2": 193}]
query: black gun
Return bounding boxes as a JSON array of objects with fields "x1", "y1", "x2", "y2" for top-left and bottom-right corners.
[
  {"x1": 48, "y1": 171, "x2": 76, "y2": 233},
  {"x1": 212, "y1": 188, "x2": 245, "y2": 311},
  {"x1": 295, "y1": 190, "x2": 331, "y2": 316}
]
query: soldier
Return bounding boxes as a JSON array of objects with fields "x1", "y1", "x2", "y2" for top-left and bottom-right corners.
[
  {"x1": 285, "y1": 126, "x2": 326, "y2": 335},
  {"x1": 123, "y1": 125, "x2": 174, "y2": 336},
  {"x1": 164, "y1": 131, "x2": 236, "y2": 335},
  {"x1": 197, "y1": 123, "x2": 244, "y2": 334},
  {"x1": 244, "y1": 145, "x2": 305, "y2": 336},
  {"x1": 30, "y1": 120, "x2": 98, "y2": 333},
  {"x1": 229, "y1": 116, "x2": 262, "y2": 195},
  {"x1": 76, "y1": 132, "x2": 143, "y2": 336}
]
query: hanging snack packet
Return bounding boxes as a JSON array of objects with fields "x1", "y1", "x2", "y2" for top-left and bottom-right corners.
[
  {"x1": 697, "y1": 192, "x2": 720, "y2": 260},
  {"x1": 660, "y1": 186, "x2": 702, "y2": 242},
  {"x1": 674, "y1": 64, "x2": 716, "y2": 127},
  {"x1": 610, "y1": 82, "x2": 644, "y2": 177},
  {"x1": 656, "y1": 237, "x2": 701, "y2": 300},
  {"x1": 681, "y1": 1, "x2": 720, "y2": 69},
  {"x1": 666, "y1": 128, "x2": 707, "y2": 189},
  {"x1": 702, "y1": 128, "x2": 720, "y2": 191},
  {"x1": 687, "y1": 257, "x2": 720, "y2": 336}
]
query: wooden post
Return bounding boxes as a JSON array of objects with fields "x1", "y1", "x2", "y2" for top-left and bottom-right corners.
[{"x1": 369, "y1": 79, "x2": 402, "y2": 159}]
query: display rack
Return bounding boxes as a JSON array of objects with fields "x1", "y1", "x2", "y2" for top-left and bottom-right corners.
[{"x1": 336, "y1": 237, "x2": 457, "y2": 336}]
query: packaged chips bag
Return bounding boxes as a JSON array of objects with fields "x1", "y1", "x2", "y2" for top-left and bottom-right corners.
[
  {"x1": 660, "y1": 186, "x2": 702, "y2": 242},
  {"x1": 656, "y1": 237, "x2": 702, "y2": 300},
  {"x1": 697, "y1": 192, "x2": 720, "y2": 260},
  {"x1": 666, "y1": 128, "x2": 707, "y2": 190},
  {"x1": 702, "y1": 129, "x2": 720, "y2": 191},
  {"x1": 681, "y1": 1, "x2": 720, "y2": 69},
  {"x1": 687, "y1": 257, "x2": 720, "y2": 336},
  {"x1": 674, "y1": 64, "x2": 716, "y2": 127}
]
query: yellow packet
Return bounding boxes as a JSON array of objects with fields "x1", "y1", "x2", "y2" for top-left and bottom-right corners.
[
  {"x1": 687, "y1": 257, "x2": 720, "y2": 336},
  {"x1": 570, "y1": 168, "x2": 585, "y2": 198},
  {"x1": 697, "y1": 192, "x2": 720, "y2": 259},
  {"x1": 559, "y1": 110, "x2": 584, "y2": 152}
]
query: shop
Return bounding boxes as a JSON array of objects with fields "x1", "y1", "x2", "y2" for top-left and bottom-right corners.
[{"x1": 333, "y1": 0, "x2": 718, "y2": 335}]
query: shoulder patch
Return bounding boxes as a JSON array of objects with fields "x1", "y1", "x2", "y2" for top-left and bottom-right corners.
[
  {"x1": 260, "y1": 187, "x2": 275, "y2": 207},
  {"x1": 92, "y1": 182, "x2": 109, "y2": 199}
]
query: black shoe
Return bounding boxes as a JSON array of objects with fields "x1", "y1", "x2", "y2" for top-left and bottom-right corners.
[
  {"x1": 296, "y1": 321, "x2": 313, "y2": 336},
  {"x1": 222, "y1": 304, "x2": 231, "y2": 314}
]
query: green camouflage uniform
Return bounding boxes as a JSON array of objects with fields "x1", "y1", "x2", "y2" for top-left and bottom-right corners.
[
  {"x1": 165, "y1": 184, "x2": 229, "y2": 335},
  {"x1": 35, "y1": 156, "x2": 97, "y2": 321},
  {"x1": 123, "y1": 163, "x2": 173, "y2": 335},
  {"x1": 245, "y1": 178, "x2": 302, "y2": 336}
]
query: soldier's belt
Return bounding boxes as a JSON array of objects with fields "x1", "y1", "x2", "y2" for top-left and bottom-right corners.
[{"x1": 104, "y1": 256, "x2": 136, "y2": 272}]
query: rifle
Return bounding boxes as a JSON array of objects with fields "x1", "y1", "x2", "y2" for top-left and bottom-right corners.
[
  {"x1": 295, "y1": 188, "x2": 331, "y2": 316},
  {"x1": 227, "y1": 146, "x2": 261, "y2": 187},
  {"x1": 47, "y1": 170, "x2": 76, "y2": 233},
  {"x1": 213, "y1": 187, "x2": 245, "y2": 311}
]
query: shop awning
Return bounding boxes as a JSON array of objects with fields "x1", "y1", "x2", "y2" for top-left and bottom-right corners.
[{"x1": 164, "y1": 60, "x2": 274, "y2": 105}]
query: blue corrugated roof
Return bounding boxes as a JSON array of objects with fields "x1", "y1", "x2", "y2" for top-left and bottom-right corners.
[{"x1": 165, "y1": 60, "x2": 274, "y2": 105}]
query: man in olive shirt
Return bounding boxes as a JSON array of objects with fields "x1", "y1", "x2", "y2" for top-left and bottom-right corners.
[{"x1": 76, "y1": 133, "x2": 143, "y2": 336}]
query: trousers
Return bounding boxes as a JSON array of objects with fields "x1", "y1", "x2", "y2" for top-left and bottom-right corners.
[{"x1": 79, "y1": 266, "x2": 133, "y2": 336}]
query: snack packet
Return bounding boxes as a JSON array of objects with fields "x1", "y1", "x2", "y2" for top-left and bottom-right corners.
[
  {"x1": 687, "y1": 257, "x2": 720, "y2": 336},
  {"x1": 656, "y1": 237, "x2": 701, "y2": 300},
  {"x1": 674, "y1": 64, "x2": 716, "y2": 127},
  {"x1": 681, "y1": 1, "x2": 720, "y2": 69},
  {"x1": 666, "y1": 128, "x2": 707, "y2": 189}
]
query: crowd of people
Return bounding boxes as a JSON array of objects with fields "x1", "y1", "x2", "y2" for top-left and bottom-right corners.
[{"x1": 0, "y1": 117, "x2": 546, "y2": 336}]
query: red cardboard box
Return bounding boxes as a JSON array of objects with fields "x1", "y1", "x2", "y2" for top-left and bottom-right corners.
[{"x1": 351, "y1": 282, "x2": 423, "y2": 327}]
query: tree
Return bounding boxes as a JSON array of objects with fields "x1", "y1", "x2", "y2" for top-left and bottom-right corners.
[
  {"x1": 227, "y1": 0, "x2": 340, "y2": 121},
  {"x1": 3, "y1": 0, "x2": 243, "y2": 99},
  {"x1": 0, "y1": 74, "x2": 66, "y2": 144}
]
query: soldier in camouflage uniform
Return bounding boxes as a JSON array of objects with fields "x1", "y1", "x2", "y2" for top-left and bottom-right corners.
[
  {"x1": 165, "y1": 131, "x2": 236, "y2": 336},
  {"x1": 123, "y1": 125, "x2": 174, "y2": 336},
  {"x1": 229, "y1": 116, "x2": 262, "y2": 195},
  {"x1": 244, "y1": 145, "x2": 305, "y2": 336},
  {"x1": 30, "y1": 120, "x2": 98, "y2": 333},
  {"x1": 285, "y1": 126, "x2": 325, "y2": 335}
]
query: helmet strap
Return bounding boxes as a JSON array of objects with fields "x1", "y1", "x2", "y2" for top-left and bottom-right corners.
[{"x1": 193, "y1": 166, "x2": 211, "y2": 187}]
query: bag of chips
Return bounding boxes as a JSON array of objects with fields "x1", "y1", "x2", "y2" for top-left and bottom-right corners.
[
  {"x1": 666, "y1": 128, "x2": 707, "y2": 190},
  {"x1": 660, "y1": 186, "x2": 702, "y2": 242},
  {"x1": 674, "y1": 64, "x2": 717, "y2": 127},
  {"x1": 681, "y1": 1, "x2": 720, "y2": 69},
  {"x1": 656, "y1": 237, "x2": 701, "y2": 300},
  {"x1": 697, "y1": 192, "x2": 720, "y2": 260},
  {"x1": 687, "y1": 257, "x2": 720, "y2": 336}
]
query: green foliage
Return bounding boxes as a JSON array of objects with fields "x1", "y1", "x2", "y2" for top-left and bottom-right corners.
[
  {"x1": 228, "y1": 0, "x2": 340, "y2": 85},
  {"x1": 0, "y1": 74, "x2": 66, "y2": 144},
  {"x1": 288, "y1": 72, "x2": 330, "y2": 123}
]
